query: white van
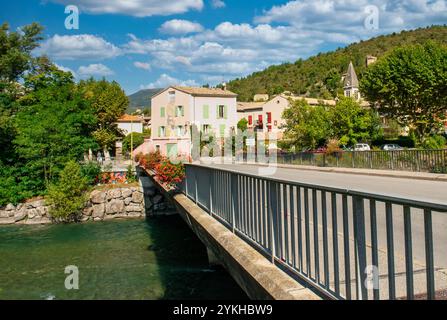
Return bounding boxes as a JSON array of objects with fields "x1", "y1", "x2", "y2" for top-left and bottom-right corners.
[{"x1": 354, "y1": 143, "x2": 371, "y2": 151}]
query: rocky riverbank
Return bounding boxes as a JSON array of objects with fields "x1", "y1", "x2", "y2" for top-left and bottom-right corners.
[{"x1": 0, "y1": 186, "x2": 146, "y2": 225}]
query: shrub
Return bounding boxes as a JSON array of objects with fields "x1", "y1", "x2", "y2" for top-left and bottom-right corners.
[
  {"x1": 126, "y1": 164, "x2": 136, "y2": 183},
  {"x1": 326, "y1": 139, "x2": 341, "y2": 155},
  {"x1": 81, "y1": 161, "x2": 102, "y2": 185},
  {"x1": 154, "y1": 160, "x2": 185, "y2": 187},
  {"x1": 46, "y1": 161, "x2": 89, "y2": 223},
  {"x1": 141, "y1": 151, "x2": 165, "y2": 170},
  {"x1": 422, "y1": 135, "x2": 446, "y2": 150}
]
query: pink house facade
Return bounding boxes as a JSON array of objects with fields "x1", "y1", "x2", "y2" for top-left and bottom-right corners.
[{"x1": 135, "y1": 86, "x2": 238, "y2": 159}]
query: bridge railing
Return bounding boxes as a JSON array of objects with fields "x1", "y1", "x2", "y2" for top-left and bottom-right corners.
[
  {"x1": 275, "y1": 149, "x2": 447, "y2": 173},
  {"x1": 182, "y1": 163, "x2": 447, "y2": 300}
]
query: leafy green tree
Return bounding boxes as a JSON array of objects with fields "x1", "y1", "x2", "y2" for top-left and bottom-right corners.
[
  {"x1": 237, "y1": 118, "x2": 248, "y2": 132},
  {"x1": 282, "y1": 99, "x2": 331, "y2": 150},
  {"x1": 0, "y1": 22, "x2": 44, "y2": 86},
  {"x1": 330, "y1": 97, "x2": 382, "y2": 146},
  {"x1": 361, "y1": 41, "x2": 447, "y2": 143},
  {"x1": 122, "y1": 132, "x2": 145, "y2": 153},
  {"x1": 46, "y1": 161, "x2": 89, "y2": 222},
  {"x1": 78, "y1": 78, "x2": 129, "y2": 149},
  {"x1": 14, "y1": 69, "x2": 97, "y2": 190}
]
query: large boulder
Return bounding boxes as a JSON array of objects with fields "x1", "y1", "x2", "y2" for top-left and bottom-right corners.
[
  {"x1": 121, "y1": 188, "x2": 132, "y2": 198},
  {"x1": 92, "y1": 203, "x2": 105, "y2": 218},
  {"x1": 27, "y1": 208, "x2": 38, "y2": 219},
  {"x1": 90, "y1": 190, "x2": 106, "y2": 204},
  {"x1": 31, "y1": 200, "x2": 45, "y2": 208},
  {"x1": 106, "y1": 199, "x2": 125, "y2": 215},
  {"x1": 0, "y1": 210, "x2": 8, "y2": 218},
  {"x1": 14, "y1": 210, "x2": 27, "y2": 222},
  {"x1": 126, "y1": 205, "x2": 141, "y2": 213},
  {"x1": 132, "y1": 191, "x2": 144, "y2": 204},
  {"x1": 124, "y1": 197, "x2": 132, "y2": 205},
  {"x1": 5, "y1": 203, "x2": 15, "y2": 211},
  {"x1": 107, "y1": 189, "x2": 122, "y2": 200}
]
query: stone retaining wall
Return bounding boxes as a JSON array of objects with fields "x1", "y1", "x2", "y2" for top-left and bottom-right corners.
[{"x1": 0, "y1": 186, "x2": 145, "y2": 225}]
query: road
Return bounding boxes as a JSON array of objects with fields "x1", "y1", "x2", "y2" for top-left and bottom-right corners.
[
  {"x1": 194, "y1": 163, "x2": 447, "y2": 299},
  {"x1": 207, "y1": 163, "x2": 447, "y2": 205}
]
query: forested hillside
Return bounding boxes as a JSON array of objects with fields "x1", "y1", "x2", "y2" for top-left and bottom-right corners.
[{"x1": 227, "y1": 25, "x2": 447, "y2": 101}]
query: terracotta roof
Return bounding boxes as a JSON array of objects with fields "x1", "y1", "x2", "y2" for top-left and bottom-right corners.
[
  {"x1": 173, "y1": 86, "x2": 238, "y2": 97},
  {"x1": 117, "y1": 114, "x2": 142, "y2": 122},
  {"x1": 237, "y1": 102, "x2": 265, "y2": 112}
]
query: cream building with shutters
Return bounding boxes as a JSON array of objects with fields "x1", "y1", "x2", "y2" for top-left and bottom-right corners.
[{"x1": 146, "y1": 86, "x2": 238, "y2": 158}]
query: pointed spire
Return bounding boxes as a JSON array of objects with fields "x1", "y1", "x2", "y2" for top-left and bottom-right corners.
[{"x1": 343, "y1": 61, "x2": 359, "y2": 88}]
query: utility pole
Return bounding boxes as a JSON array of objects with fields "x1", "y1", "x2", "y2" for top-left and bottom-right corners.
[{"x1": 130, "y1": 118, "x2": 134, "y2": 169}]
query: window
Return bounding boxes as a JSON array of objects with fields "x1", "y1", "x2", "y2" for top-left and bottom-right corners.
[
  {"x1": 248, "y1": 115, "x2": 252, "y2": 125},
  {"x1": 160, "y1": 107, "x2": 165, "y2": 118},
  {"x1": 175, "y1": 106, "x2": 184, "y2": 117},
  {"x1": 219, "y1": 124, "x2": 226, "y2": 137},
  {"x1": 267, "y1": 112, "x2": 272, "y2": 124},
  {"x1": 176, "y1": 125, "x2": 184, "y2": 136},
  {"x1": 159, "y1": 126, "x2": 166, "y2": 137},
  {"x1": 203, "y1": 105, "x2": 209, "y2": 119},
  {"x1": 202, "y1": 124, "x2": 210, "y2": 134},
  {"x1": 168, "y1": 91, "x2": 175, "y2": 103},
  {"x1": 217, "y1": 105, "x2": 226, "y2": 119},
  {"x1": 155, "y1": 145, "x2": 160, "y2": 152}
]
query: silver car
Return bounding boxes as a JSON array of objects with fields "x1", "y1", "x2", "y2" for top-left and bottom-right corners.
[{"x1": 381, "y1": 144, "x2": 404, "y2": 151}]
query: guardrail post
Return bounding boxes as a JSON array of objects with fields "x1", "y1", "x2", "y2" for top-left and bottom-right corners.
[
  {"x1": 268, "y1": 181, "x2": 278, "y2": 263},
  {"x1": 353, "y1": 195, "x2": 368, "y2": 300},
  {"x1": 231, "y1": 172, "x2": 237, "y2": 233}
]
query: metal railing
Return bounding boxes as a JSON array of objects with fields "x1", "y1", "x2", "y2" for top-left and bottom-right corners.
[
  {"x1": 182, "y1": 163, "x2": 447, "y2": 300},
  {"x1": 276, "y1": 149, "x2": 447, "y2": 173}
]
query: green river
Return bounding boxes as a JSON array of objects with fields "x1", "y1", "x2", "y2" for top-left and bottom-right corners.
[{"x1": 0, "y1": 216, "x2": 248, "y2": 300}]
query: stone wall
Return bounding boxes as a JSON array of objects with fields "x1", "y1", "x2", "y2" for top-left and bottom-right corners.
[{"x1": 0, "y1": 186, "x2": 145, "y2": 225}]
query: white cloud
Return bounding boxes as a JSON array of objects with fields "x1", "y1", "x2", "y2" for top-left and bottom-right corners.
[
  {"x1": 211, "y1": 0, "x2": 225, "y2": 8},
  {"x1": 38, "y1": 34, "x2": 121, "y2": 60},
  {"x1": 141, "y1": 73, "x2": 199, "y2": 89},
  {"x1": 255, "y1": 0, "x2": 447, "y2": 33},
  {"x1": 49, "y1": 0, "x2": 204, "y2": 17},
  {"x1": 134, "y1": 61, "x2": 151, "y2": 70},
  {"x1": 55, "y1": 64, "x2": 77, "y2": 77},
  {"x1": 159, "y1": 19, "x2": 204, "y2": 35},
  {"x1": 78, "y1": 64, "x2": 114, "y2": 77}
]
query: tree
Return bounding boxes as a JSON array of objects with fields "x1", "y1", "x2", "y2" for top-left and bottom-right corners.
[
  {"x1": 330, "y1": 97, "x2": 382, "y2": 146},
  {"x1": 282, "y1": 99, "x2": 331, "y2": 150},
  {"x1": 361, "y1": 41, "x2": 447, "y2": 143},
  {"x1": 78, "y1": 78, "x2": 129, "y2": 150},
  {"x1": 14, "y1": 69, "x2": 97, "y2": 191},
  {"x1": 0, "y1": 22, "x2": 44, "y2": 86},
  {"x1": 122, "y1": 132, "x2": 145, "y2": 153},
  {"x1": 237, "y1": 118, "x2": 248, "y2": 132},
  {"x1": 46, "y1": 161, "x2": 89, "y2": 222}
]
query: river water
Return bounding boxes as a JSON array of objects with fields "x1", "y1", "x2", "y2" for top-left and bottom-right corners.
[{"x1": 0, "y1": 217, "x2": 248, "y2": 300}]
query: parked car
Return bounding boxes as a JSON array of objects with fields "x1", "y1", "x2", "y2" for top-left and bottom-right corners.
[
  {"x1": 354, "y1": 143, "x2": 371, "y2": 151},
  {"x1": 381, "y1": 144, "x2": 404, "y2": 151}
]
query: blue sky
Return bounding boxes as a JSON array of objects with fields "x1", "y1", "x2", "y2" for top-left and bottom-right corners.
[{"x1": 1, "y1": 0, "x2": 446, "y2": 94}]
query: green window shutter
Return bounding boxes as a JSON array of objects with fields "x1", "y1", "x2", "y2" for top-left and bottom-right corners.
[
  {"x1": 224, "y1": 105, "x2": 228, "y2": 119},
  {"x1": 175, "y1": 107, "x2": 178, "y2": 117},
  {"x1": 160, "y1": 107, "x2": 165, "y2": 118},
  {"x1": 216, "y1": 105, "x2": 220, "y2": 119},
  {"x1": 158, "y1": 127, "x2": 161, "y2": 137},
  {"x1": 220, "y1": 124, "x2": 226, "y2": 137},
  {"x1": 181, "y1": 106, "x2": 184, "y2": 117},
  {"x1": 203, "y1": 105, "x2": 209, "y2": 119}
]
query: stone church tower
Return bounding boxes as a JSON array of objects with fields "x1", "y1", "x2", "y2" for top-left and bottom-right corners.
[{"x1": 343, "y1": 61, "x2": 361, "y2": 101}]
